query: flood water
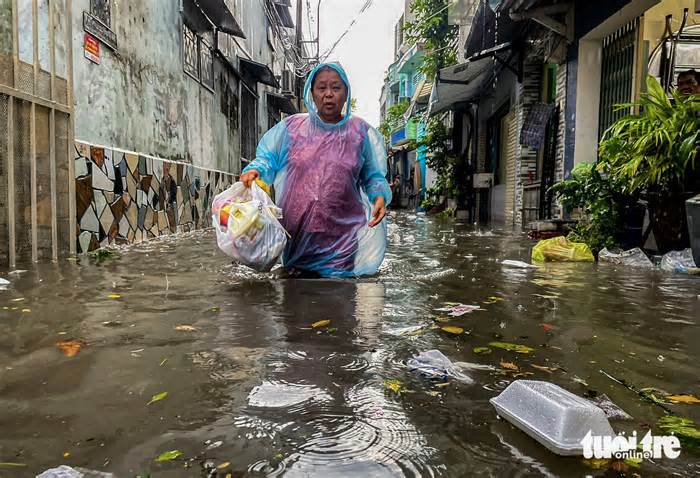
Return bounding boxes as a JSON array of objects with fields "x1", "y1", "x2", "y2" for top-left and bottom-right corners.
[{"x1": 1, "y1": 211, "x2": 699, "y2": 477}]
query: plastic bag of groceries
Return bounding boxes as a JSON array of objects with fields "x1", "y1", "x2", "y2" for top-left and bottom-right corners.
[
  {"x1": 212, "y1": 180, "x2": 288, "y2": 272},
  {"x1": 531, "y1": 236, "x2": 595, "y2": 263}
]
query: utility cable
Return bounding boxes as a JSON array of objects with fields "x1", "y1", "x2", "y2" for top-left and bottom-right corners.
[{"x1": 318, "y1": 0, "x2": 374, "y2": 61}]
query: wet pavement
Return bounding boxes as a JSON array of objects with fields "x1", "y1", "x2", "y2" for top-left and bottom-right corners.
[{"x1": 1, "y1": 211, "x2": 699, "y2": 477}]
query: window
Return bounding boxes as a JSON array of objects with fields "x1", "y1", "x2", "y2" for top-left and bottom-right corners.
[
  {"x1": 200, "y1": 32, "x2": 215, "y2": 91},
  {"x1": 91, "y1": 0, "x2": 111, "y2": 27},
  {"x1": 241, "y1": 83, "x2": 258, "y2": 163},
  {"x1": 183, "y1": 23, "x2": 199, "y2": 80},
  {"x1": 182, "y1": 22, "x2": 215, "y2": 92}
]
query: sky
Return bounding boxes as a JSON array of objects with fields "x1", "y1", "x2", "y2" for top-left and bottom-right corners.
[{"x1": 290, "y1": 0, "x2": 405, "y2": 127}]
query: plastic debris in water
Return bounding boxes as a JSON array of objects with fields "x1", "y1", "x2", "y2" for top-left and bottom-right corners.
[
  {"x1": 490, "y1": 380, "x2": 615, "y2": 455},
  {"x1": 406, "y1": 350, "x2": 474, "y2": 384},
  {"x1": 436, "y1": 303, "x2": 481, "y2": 316},
  {"x1": 37, "y1": 465, "x2": 115, "y2": 477},
  {"x1": 501, "y1": 260, "x2": 537, "y2": 269}
]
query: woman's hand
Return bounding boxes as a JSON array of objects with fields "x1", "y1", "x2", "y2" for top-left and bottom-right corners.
[
  {"x1": 240, "y1": 169, "x2": 260, "y2": 188},
  {"x1": 368, "y1": 196, "x2": 386, "y2": 228}
]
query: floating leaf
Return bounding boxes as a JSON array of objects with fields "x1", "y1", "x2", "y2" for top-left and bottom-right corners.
[
  {"x1": 483, "y1": 296, "x2": 505, "y2": 305},
  {"x1": 0, "y1": 463, "x2": 27, "y2": 468},
  {"x1": 441, "y1": 325, "x2": 464, "y2": 335},
  {"x1": 473, "y1": 346, "x2": 492, "y2": 355},
  {"x1": 433, "y1": 316, "x2": 451, "y2": 323},
  {"x1": 108, "y1": 294, "x2": 121, "y2": 299},
  {"x1": 657, "y1": 415, "x2": 700, "y2": 450},
  {"x1": 56, "y1": 340, "x2": 84, "y2": 357},
  {"x1": 667, "y1": 394, "x2": 700, "y2": 404},
  {"x1": 640, "y1": 387, "x2": 672, "y2": 404},
  {"x1": 531, "y1": 364, "x2": 559, "y2": 374},
  {"x1": 384, "y1": 379, "x2": 402, "y2": 394},
  {"x1": 488, "y1": 341, "x2": 534, "y2": 354},
  {"x1": 159, "y1": 358, "x2": 168, "y2": 366},
  {"x1": 500, "y1": 361, "x2": 519, "y2": 371},
  {"x1": 311, "y1": 320, "x2": 330, "y2": 328},
  {"x1": 147, "y1": 391, "x2": 168, "y2": 405},
  {"x1": 63, "y1": 452, "x2": 70, "y2": 458},
  {"x1": 581, "y1": 458, "x2": 611, "y2": 470},
  {"x1": 175, "y1": 325, "x2": 197, "y2": 332},
  {"x1": 155, "y1": 450, "x2": 183, "y2": 462},
  {"x1": 217, "y1": 462, "x2": 231, "y2": 469}
]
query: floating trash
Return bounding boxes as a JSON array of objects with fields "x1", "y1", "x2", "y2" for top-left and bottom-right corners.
[
  {"x1": 598, "y1": 248, "x2": 654, "y2": 269},
  {"x1": 490, "y1": 380, "x2": 615, "y2": 455},
  {"x1": 37, "y1": 465, "x2": 114, "y2": 477},
  {"x1": 501, "y1": 260, "x2": 537, "y2": 269},
  {"x1": 407, "y1": 350, "x2": 474, "y2": 384}
]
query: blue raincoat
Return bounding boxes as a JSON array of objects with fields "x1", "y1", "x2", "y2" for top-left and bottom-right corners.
[{"x1": 242, "y1": 63, "x2": 392, "y2": 277}]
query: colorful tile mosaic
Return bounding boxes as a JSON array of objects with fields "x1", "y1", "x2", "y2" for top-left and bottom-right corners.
[{"x1": 74, "y1": 142, "x2": 235, "y2": 253}]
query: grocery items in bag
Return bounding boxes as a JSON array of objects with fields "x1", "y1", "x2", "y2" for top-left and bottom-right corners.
[{"x1": 212, "y1": 180, "x2": 288, "y2": 272}]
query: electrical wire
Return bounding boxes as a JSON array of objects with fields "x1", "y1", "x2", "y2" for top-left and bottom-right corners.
[
  {"x1": 259, "y1": 0, "x2": 315, "y2": 76},
  {"x1": 318, "y1": 0, "x2": 374, "y2": 62}
]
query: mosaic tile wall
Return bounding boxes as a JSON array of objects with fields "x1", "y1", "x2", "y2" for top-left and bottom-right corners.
[{"x1": 75, "y1": 142, "x2": 235, "y2": 253}]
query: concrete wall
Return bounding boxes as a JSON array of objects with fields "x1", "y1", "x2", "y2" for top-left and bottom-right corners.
[
  {"x1": 72, "y1": 0, "x2": 288, "y2": 175},
  {"x1": 565, "y1": 0, "x2": 661, "y2": 173},
  {"x1": 572, "y1": 40, "x2": 603, "y2": 166}
]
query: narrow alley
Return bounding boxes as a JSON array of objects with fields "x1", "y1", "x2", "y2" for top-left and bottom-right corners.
[{"x1": 1, "y1": 212, "x2": 698, "y2": 476}]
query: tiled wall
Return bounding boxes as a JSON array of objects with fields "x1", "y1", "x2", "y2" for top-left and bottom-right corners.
[{"x1": 74, "y1": 142, "x2": 235, "y2": 253}]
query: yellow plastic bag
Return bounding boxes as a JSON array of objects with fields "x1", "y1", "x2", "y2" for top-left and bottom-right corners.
[{"x1": 531, "y1": 236, "x2": 595, "y2": 263}]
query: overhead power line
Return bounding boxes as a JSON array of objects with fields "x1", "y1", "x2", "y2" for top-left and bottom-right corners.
[{"x1": 319, "y1": 0, "x2": 374, "y2": 62}]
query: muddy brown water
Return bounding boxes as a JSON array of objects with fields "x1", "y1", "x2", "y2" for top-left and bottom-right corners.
[{"x1": 1, "y1": 212, "x2": 699, "y2": 477}]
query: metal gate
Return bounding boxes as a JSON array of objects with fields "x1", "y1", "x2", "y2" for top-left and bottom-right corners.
[
  {"x1": 0, "y1": 0, "x2": 74, "y2": 267},
  {"x1": 598, "y1": 18, "x2": 639, "y2": 139}
]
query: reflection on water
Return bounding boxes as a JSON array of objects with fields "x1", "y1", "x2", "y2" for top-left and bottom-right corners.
[{"x1": 0, "y1": 213, "x2": 699, "y2": 476}]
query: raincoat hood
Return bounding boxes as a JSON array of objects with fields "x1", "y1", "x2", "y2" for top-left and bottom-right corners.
[{"x1": 304, "y1": 62, "x2": 352, "y2": 128}]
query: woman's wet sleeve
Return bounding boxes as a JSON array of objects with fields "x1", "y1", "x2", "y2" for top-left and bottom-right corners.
[
  {"x1": 360, "y1": 127, "x2": 393, "y2": 206},
  {"x1": 242, "y1": 120, "x2": 287, "y2": 185}
]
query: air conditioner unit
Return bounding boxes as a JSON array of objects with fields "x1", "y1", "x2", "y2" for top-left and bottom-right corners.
[
  {"x1": 282, "y1": 70, "x2": 293, "y2": 93},
  {"x1": 473, "y1": 173, "x2": 494, "y2": 189}
]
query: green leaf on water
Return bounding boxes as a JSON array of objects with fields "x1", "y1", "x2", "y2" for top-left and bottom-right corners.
[
  {"x1": 147, "y1": 391, "x2": 168, "y2": 405},
  {"x1": 155, "y1": 450, "x2": 182, "y2": 462},
  {"x1": 640, "y1": 387, "x2": 672, "y2": 405},
  {"x1": 488, "y1": 341, "x2": 534, "y2": 354},
  {"x1": 473, "y1": 346, "x2": 492, "y2": 355},
  {"x1": 0, "y1": 463, "x2": 27, "y2": 468},
  {"x1": 657, "y1": 415, "x2": 700, "y2": 449}
]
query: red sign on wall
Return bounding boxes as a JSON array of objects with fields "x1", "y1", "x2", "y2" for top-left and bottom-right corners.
[{"x1": 84, "y1": 33, "x2": 100, "y2": 64}]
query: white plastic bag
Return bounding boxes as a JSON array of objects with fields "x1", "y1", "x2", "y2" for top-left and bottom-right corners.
[
  {"x1": 598, "y1": 247, "x2": 654, "y2": 269},
  {"x1": 212, "y1": 181, "x2": 288, "y2": 272},
  {"x1": 660, "y1": 248, "x2": 697, "y2": 273}
]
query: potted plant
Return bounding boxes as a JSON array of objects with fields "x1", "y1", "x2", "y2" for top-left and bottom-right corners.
[
  {"x1": 551, "y1": 162, "x2": 641, "y2": 253},
  {"x1": 599, "y1": 76, "x2": 700, "y2": 253}
]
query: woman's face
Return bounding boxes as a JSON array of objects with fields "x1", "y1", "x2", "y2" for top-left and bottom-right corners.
[{"x1": 312, "y1": 68, "x2": 347, "y2": 123}]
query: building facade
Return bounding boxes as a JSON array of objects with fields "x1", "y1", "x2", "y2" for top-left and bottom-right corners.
[
  {"x1": 430, "y1": 0, "x2": 699, "y2": 228},
  {"x1": 0, "y1": 0, "x2": 302, "y2": 266}
]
